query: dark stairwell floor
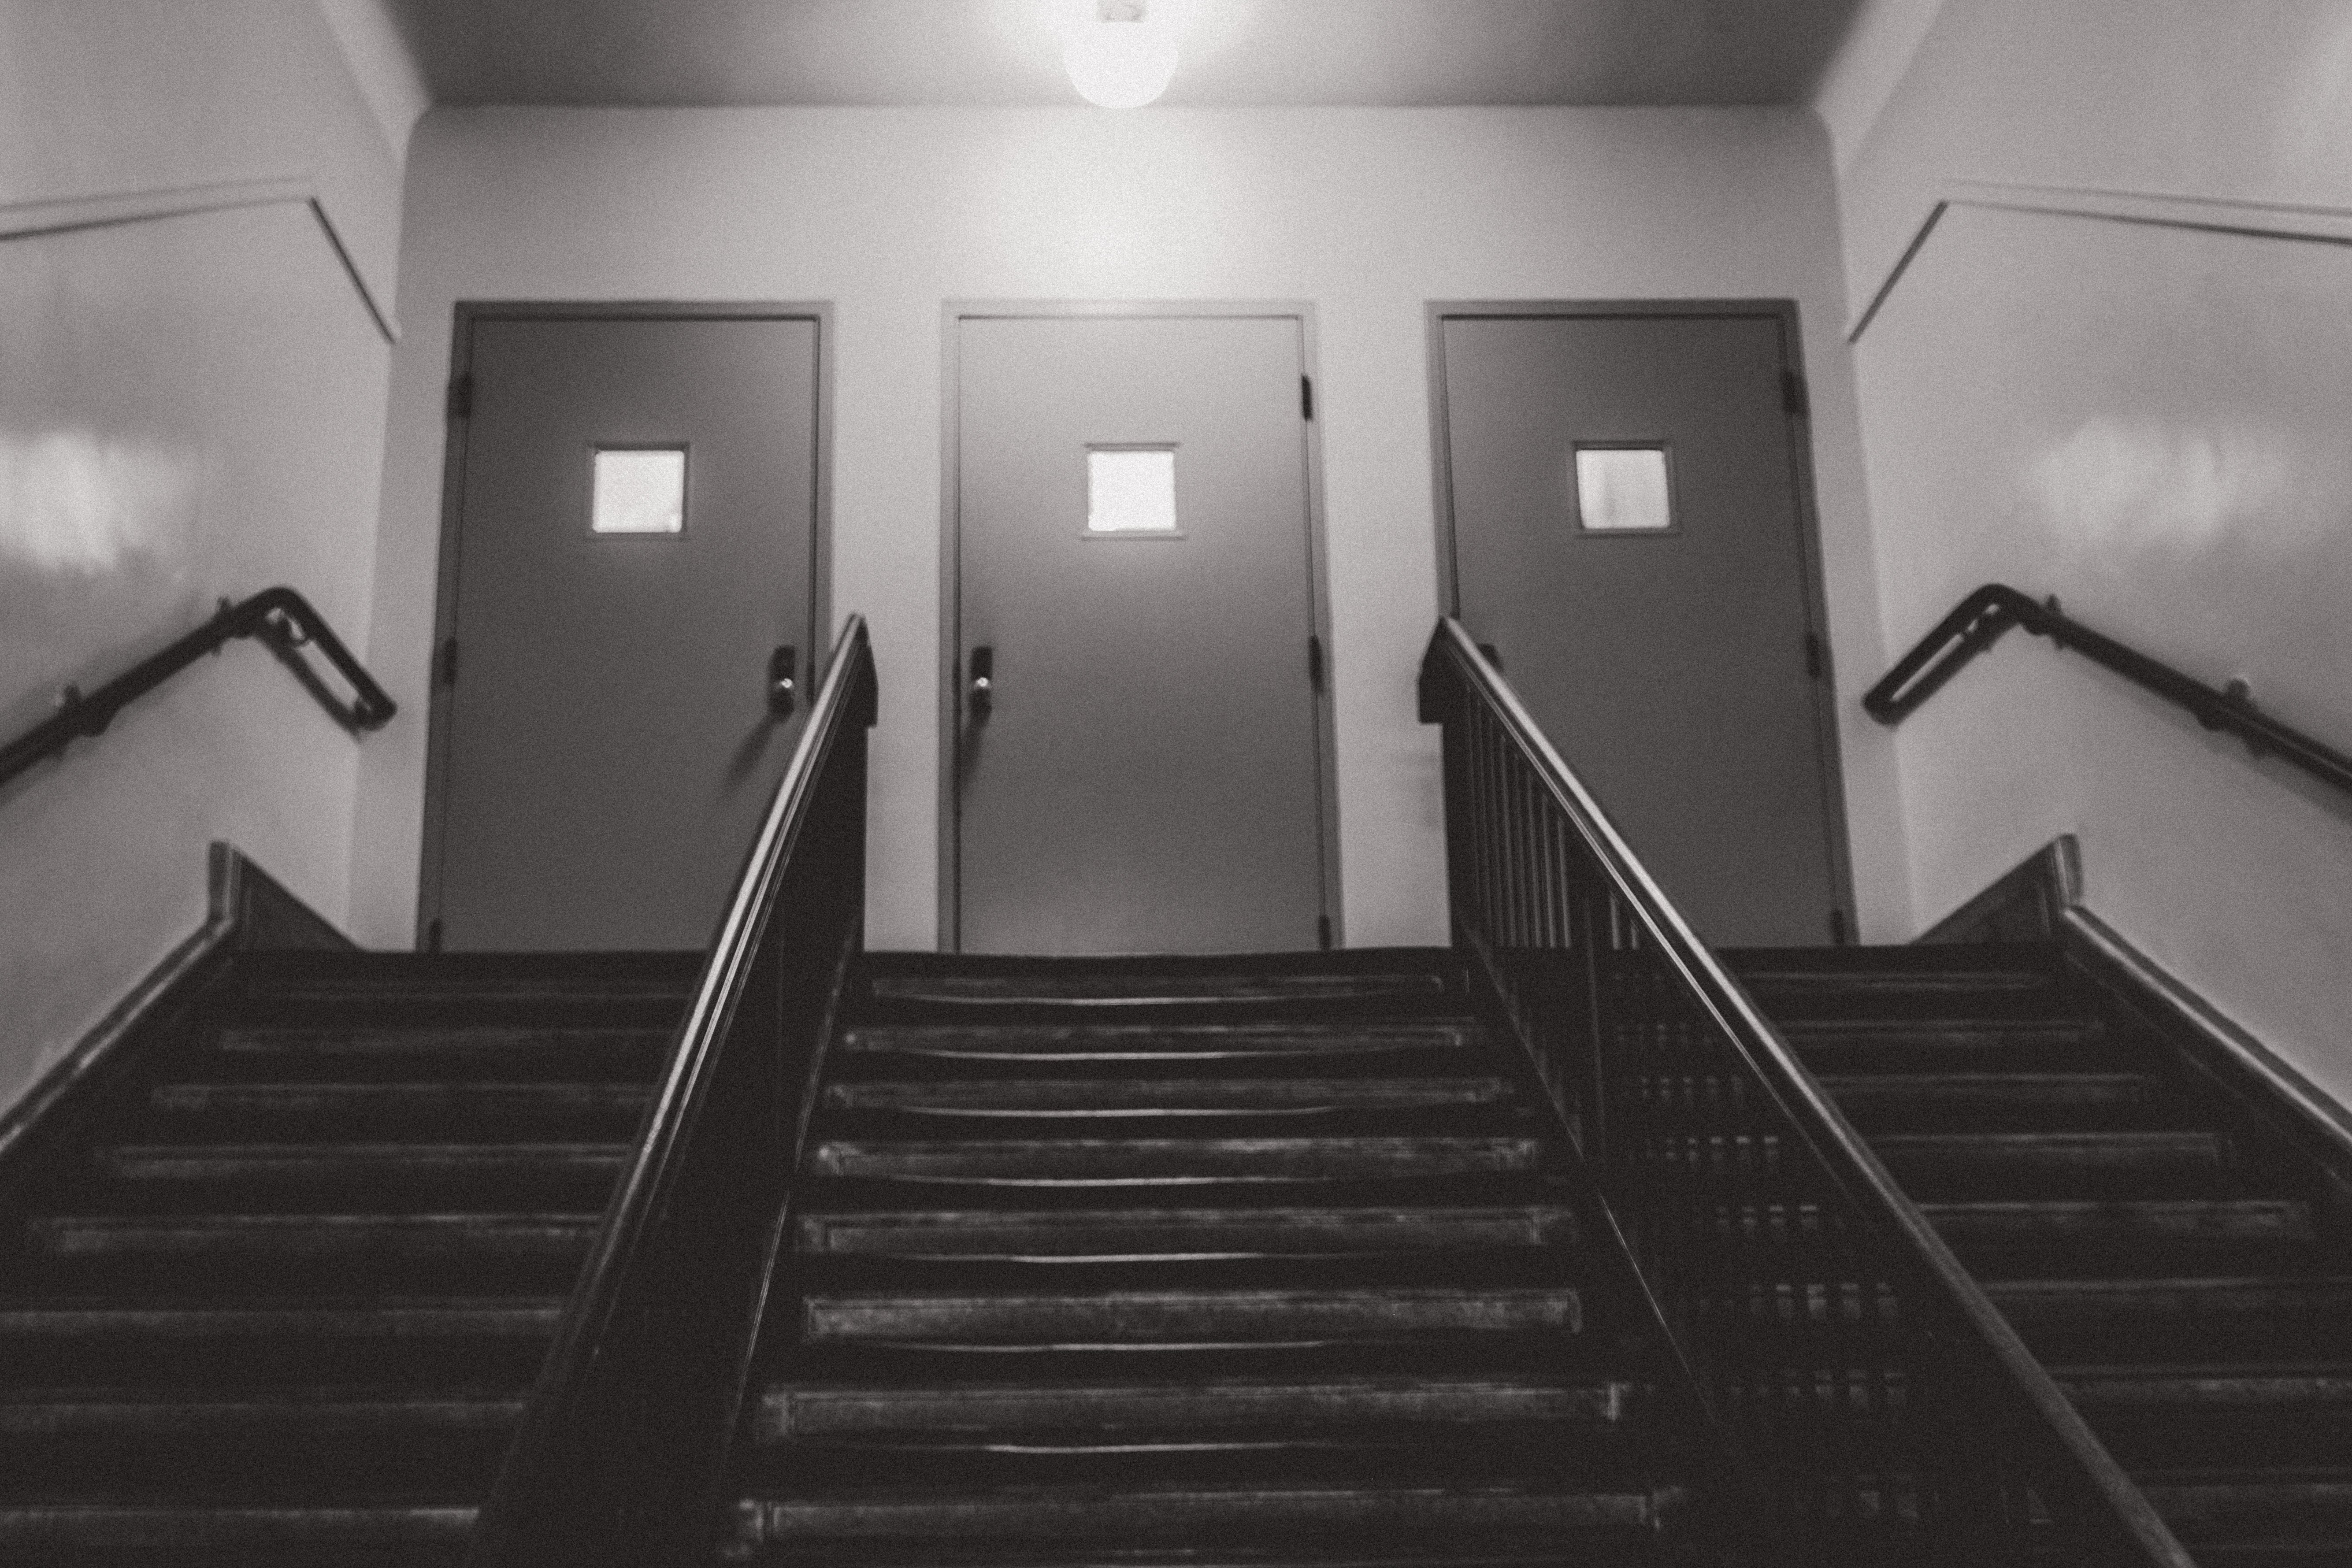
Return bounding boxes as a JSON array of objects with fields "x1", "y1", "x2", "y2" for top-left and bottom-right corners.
[{"x1": 719, "y1": 949, "x2": 1708, "y2": 1568}]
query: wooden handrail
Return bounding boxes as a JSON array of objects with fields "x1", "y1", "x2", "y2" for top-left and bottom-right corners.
[
  {"x1": 468, "y1": 615, "x2": 877, "y2": 1568},
  {"x1": 1866, "y1": 583, "x2": 2352, "y2": 797},
  {"x1": 1421, "y1": 616, "x2": 2192, "y2": 1564},
  {"x1": 0, "y1": 586, "x2": 395, "y2": 790}
]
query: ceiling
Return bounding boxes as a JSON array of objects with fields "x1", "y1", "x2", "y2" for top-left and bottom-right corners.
[{"x1": 386, "y1": 0, "x2": 1868, "y2": 109}]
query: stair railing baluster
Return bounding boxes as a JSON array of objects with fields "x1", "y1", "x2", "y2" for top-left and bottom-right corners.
[{"x1": 1419, "y1": 615, "x2": 2194, "y2": 1566}]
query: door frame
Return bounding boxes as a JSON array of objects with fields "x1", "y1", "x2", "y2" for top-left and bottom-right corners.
[
  {"x1": 418, "y1": 299, "x2": 835, "y2": 950},
  {"x1": 1424, "y1": 297, "x2": 1858, "y2": 937},
  {"x1": 937, "y1": 300, "x2": 1343, "y2": 953}
]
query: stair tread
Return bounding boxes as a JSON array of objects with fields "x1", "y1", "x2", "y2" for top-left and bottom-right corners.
[
  {"x1": 868, "y1": 972, "x2": 1451, "y2": 1007},
  {"x1": 797, "y1": 1205, "x2": 1577, "y2": 1259},
  {"x1": 803, "y1": 1285, "x2": 1582, "y2": 1345},
  {"x1": 806, "y1": 1137, "x2": 1547, "y2": 1186},
  {"x1": 0, "y1": 1390, "x2": 525, "y2": 1431},
  {"x1": 97, "y1": 1141, "x2": 629, "y2": 1160},
  {"x1": 150, "y1": 1082, "x2": 653, "y2": 1108},
  {"x1": 839, "y1": 1024, "x2": 1482, "y2": 1063},
  {"x1": 759, "y1": 1375, "x2": 1631, "y2": 1443},
  {"x1": 2055, "y1": 1364, "x2": 2352, "y2": 1403},
  {"x1": 731, "y1": 1479, "x2": 1669, "y2": 1542},
  {"x1": 826, "y1": 1079, "x2": 1515, "y2": 1115},
  {"x1": 0, "y1": 1296, "x2": 562, "y2": 1323},
  {"x1": 1921, "y1": 1197, "x2": 2311, "y2": 1236}
]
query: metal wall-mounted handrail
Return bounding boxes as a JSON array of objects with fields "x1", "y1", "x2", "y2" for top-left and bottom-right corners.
[
  {"x1": 468, "y1": 615, "x2": 877, "y2": 1568},
  {"x1": 1866, "y1": 582, "x2": 2352, "y2": 796},
  {"x1": 0, "y1": 586, "x2": 397, "y2": 790},
  {"x1": 1419, "y1": 616, "x2": 2191, "y2": 1564}
]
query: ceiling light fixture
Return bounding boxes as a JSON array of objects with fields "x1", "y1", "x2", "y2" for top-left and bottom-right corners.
[{"x1": 1063, "y1": 0, "x2": 1178, "y2": 109}]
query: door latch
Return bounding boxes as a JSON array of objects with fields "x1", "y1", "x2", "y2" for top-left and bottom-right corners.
[
  {"x1": 968, "y1": 646, "x2": 994, "y2": 720},
  {"x1": 768, "y1": 645, "x2": 798, "y2": 718}
]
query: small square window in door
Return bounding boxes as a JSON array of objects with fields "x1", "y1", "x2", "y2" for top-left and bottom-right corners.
[
  {"x1": 592, "y1": 447, "x2": 686, "y2": 534},
  {"x1": 1086, "y1": 447, "x2": 1180, "y2": 535},
  {"x1": 1571, "y1": 445, "x2": 1675, "y2": 534}
]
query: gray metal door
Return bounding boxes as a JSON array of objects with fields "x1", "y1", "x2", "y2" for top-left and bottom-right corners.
[
  {"x1": 953, "y1": 312, "x2": 1329, "y2": 955},
  {"x1": 1437, "y1": 306, "x2": 1845, "y2": 946},
  {"x1": 430, "y1": 310, "x2": 822, "y2": 951}
]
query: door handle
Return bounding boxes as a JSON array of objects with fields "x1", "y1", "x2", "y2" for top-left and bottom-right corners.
[
  {"x1": 768, "y1": 645, "x2": 797, "y2": 718},
  {"x1": 968, "y1": 645, "x2": 993, "y2": 721},
  {"x1": 1476, "y1": 641, "x2": 1504, "y2": 671}
]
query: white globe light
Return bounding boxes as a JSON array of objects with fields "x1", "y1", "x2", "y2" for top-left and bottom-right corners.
[{"x1": 1063, "y1": 25, "x2": 1178, "y2": 107}]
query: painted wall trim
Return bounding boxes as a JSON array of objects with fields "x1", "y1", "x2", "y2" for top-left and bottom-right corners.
[
  {"x1": 1849, "y1": 179, "x2": 2352, "y2": 343},
  {"x1": 0, "y1": 841, "x2": 354, "y2": 1179},
  {"x1": 0, "y1": 175, "x2": 399, "y2": 344}
]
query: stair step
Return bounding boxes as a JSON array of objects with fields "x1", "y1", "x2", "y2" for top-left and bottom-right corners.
[
  {"x1": 801, "y1": 1286, "x2": 1580, "y2": 1345},
  {"x1": 868, "y1": 972, "x2": 1449, "y2": 1008},
  {"x1": 2056, "y1": 1365, "x2": 2352, "y2": 1467},
  {"x1": 729, "y1": 1481, "x2": 1664, "y2": 1548},
  {"x1": 93, "y1": 1142, "x2": 629, "y2": 1184},
  {"x1": 0, "y1": 1502, "x2": 475, "y2": 1562},
  {"x1": 1725, "y1": 945, "x2": 2061, "y2": 998},
  {"x1": 1872, "y1": 1130, "x2": 2231, "y2": 1196},
  {"x1": 838, "y1": 1024, "x2": 1480, "y2": 1064},
  {"x1": 0, "y1": 1299, "x2": 561, "y2": 1385},
  {"x1": 824, "y1": 1079, "x2": 1514, "y2": 1117},
  {"x1": 226, "y1": 948, "x2": 695, "y2": 1004},
  {"x1": 145, "y1": 1081, "x2": 653, "y2": 1135},
  {"x1": 1992, "y1": 1275, "x2": 2352, "y2": 1316},
  {"x1": 0, "y1": 1389, "x2": 524, "y2": 1438},
  {"x1": 2140, "y1": 1472, "x2": 2352, "y2": 1543},
  {"x1": 805, "y1": 1138, "x2": 1545, "y2": 1185},
  {"x1": 758, "y1": 1376, "x2": 1627, "y2": 1445},
  {"x1": 1782, "y1": 1019, "x2": 2115, "y2": 1072},
  {"x1": 1921, "y1": 1197, "x2": 2312, "y2": 1245},
  {"x1": 796, "y1": 1205, "x2": 1576, "y2": 1259},
  {"x1": 28, "y1": 1212, "x2": 598, "y2": 1260},
  {"x1": 211, "y1": 1026, "x2": 668, "y2": 1080},
  {"x1": 2059, "y1": 1365, "x2": 2352, "y2": 1413},
  {"x1": 1821, "y1": 1071, "x2": 2161, "y2": 1120},
  {"x1": 0, "y1": 1295, "x2": 558, "y2": 1331}
]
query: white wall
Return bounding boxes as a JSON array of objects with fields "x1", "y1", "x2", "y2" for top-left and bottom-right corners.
[
  {"x1": 1808, "y1": 0, "x2": 1944, "y2": 174},
  {"x1": 1838, "y1": 0, "x2": 2352, "y2": 1107},
  {"x1": 356, "y1": 104, "x2": 1900, "y2": 953},
  {"x1": 0, "y1": 1, "x2": 406, "y2": 1114}
]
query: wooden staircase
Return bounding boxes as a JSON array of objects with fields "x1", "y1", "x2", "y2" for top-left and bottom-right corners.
[
  {"x1": 0, "y1": 949, "x2": 694, "y2": 1565},
  {"x1": 719, "y1": 952, "x2": 1703, "y2": 1567},
  {"x1": 1730, "y1": 944, "x2": 2352, "y2": 1567}
]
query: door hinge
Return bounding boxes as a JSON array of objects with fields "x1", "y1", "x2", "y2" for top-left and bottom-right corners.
[
  {"x1": 446, "y1": 373, "x2": 474, "y2": 421},
  {"x1": 1317, "y1": 914, "x2": 1333, "y2": 950},
  {"x1": 1781, "y1": 368, "x2": 1810, "y2": 419},
  {"x1": 1805, "y1": 631, "x2": 1827, "y2": 681},
  {"x1": 437, "y1": 636, "x2": 459, "y2": 687},
  {"x1": 424, "y1": 916, "x2": 444, "y2": 953},
  {"x1": 1828, "y1": 907, "x2": 1849, "y2": 945},
  {"x1": 1301, "y1": 375, "x2": 1314, "y2": 421},
  {"x1": 1307, "y1": 634, "x2": 1326, "y2": 693}
]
